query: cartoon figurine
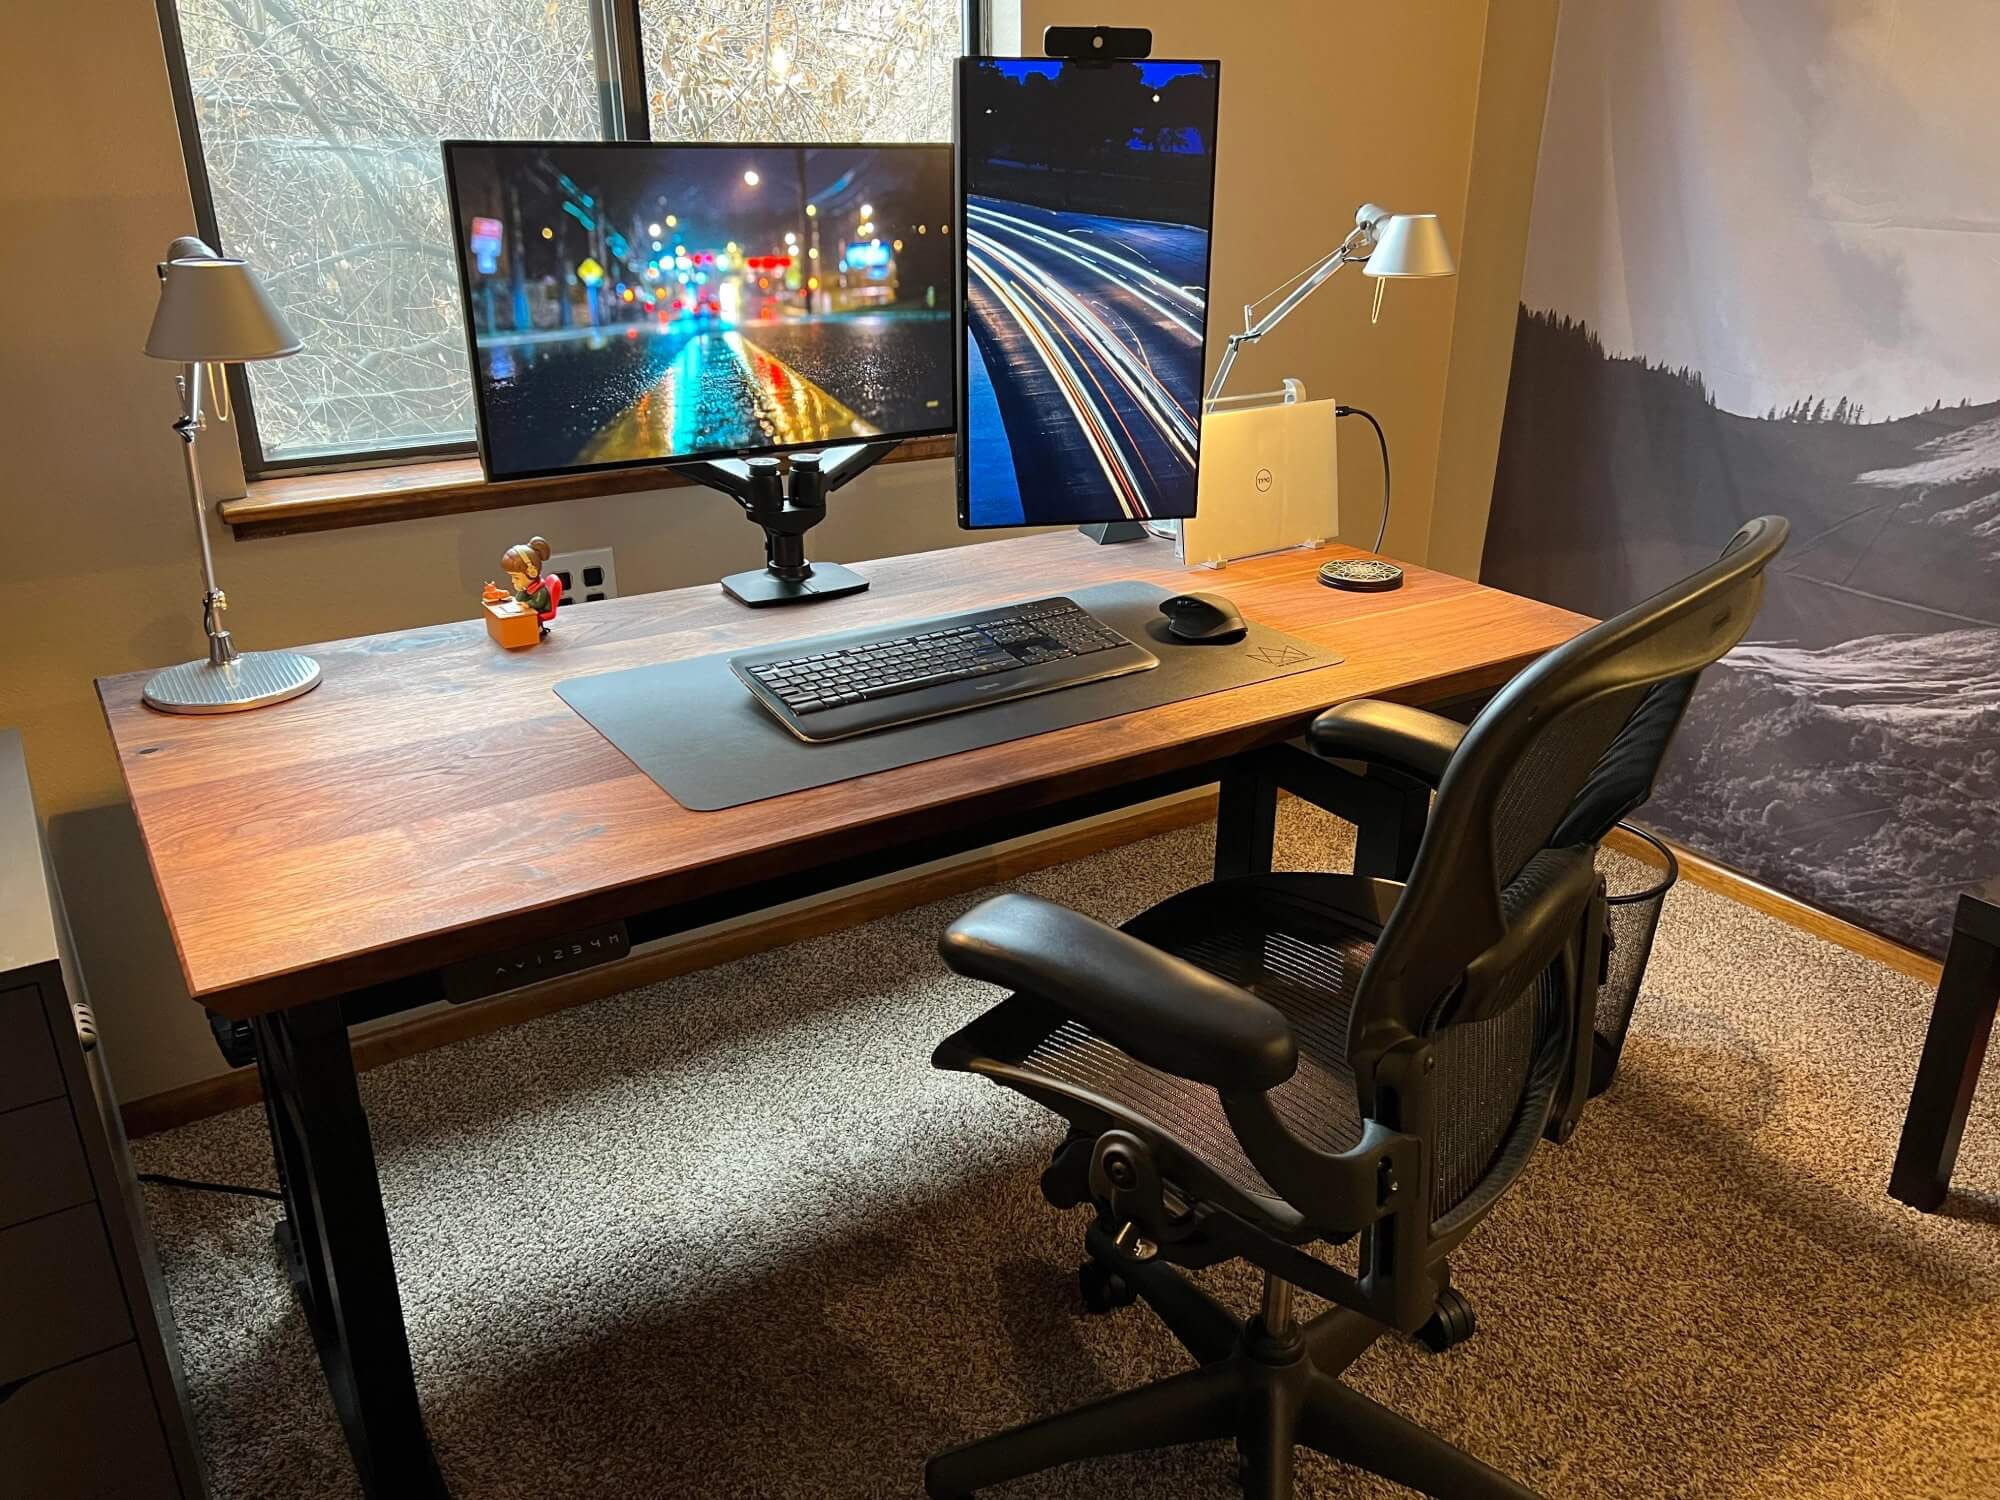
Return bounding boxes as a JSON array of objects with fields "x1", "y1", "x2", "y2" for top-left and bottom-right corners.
[{"x1": 499, "y1": 536, "x2": 562, "y2": 640}]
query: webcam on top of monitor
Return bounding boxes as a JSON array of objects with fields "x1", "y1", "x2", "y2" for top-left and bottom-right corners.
[{"x1": 1042, "y1": 25, "x2": 1152, "y2": 62}]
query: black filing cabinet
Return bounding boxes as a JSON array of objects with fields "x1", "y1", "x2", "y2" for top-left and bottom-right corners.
[{"x1": 0, "y1": 729, "x2": 208, "y2": 1497}]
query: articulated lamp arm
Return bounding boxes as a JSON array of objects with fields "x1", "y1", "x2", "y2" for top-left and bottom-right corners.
[{"x1": 1205, "y1": 204, "x2": 1390, "y2": 409}]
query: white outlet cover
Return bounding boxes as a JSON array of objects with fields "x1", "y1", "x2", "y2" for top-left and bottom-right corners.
[{"x1": 544, "y1": 546, "x2": 619, "y2": 605}]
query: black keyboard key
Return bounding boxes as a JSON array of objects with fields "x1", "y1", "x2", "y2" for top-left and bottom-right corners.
[{"x1": 857, "y1": 670, "x2": 968, "y2": 702}]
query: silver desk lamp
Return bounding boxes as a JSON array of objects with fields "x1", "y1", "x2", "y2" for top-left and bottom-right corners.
[
  {"x1": 142, "y1": 241, "x2": 321, "y2": 713},
  {"x1": 1205, "y1": 205, "x2": 1456, "y2": 590}
]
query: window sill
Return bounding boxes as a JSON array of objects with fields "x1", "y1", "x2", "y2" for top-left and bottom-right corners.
[{"x1": 218, "y1": 435, "x2": 958, "y2": 540}]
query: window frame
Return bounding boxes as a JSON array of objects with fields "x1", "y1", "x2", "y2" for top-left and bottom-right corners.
[{"x1": 154, "y1": 0, "x2": 988, "y2": 483}]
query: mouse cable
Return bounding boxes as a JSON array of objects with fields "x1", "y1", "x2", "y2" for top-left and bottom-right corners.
[{"x1": 1335, "y1": 404, "x2": 1390, "y2": 554}]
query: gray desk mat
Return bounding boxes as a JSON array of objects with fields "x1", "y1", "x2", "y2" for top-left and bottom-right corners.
[{"x1": 555, "y1": 580, "x2": 1339, "y2": 812}]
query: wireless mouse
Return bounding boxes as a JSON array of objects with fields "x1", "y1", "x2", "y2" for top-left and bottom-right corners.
[{"x1": 1158, "y1": 591, "x2": 1248, "y2": 644}]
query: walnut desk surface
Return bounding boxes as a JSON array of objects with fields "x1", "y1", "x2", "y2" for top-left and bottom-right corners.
[{"x1": 98, "y1": 532, "x2": 1588, "y2": 1021}]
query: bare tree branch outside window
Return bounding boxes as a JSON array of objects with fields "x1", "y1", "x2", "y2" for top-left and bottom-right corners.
[
  {"x1": 171, "y1": 0, "x2": 961, "y2": 467},
  {"x1": 640, "y1": 1, "x2": 957, "y2": 145}
]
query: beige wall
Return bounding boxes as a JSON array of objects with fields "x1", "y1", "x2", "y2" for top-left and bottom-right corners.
[
  {"x1": 2, "y1": 0, "x2": 1554, "y2": 1103},
  {"x1": 1432, "y1": 0, "x2": 1563, "y2": 579}
]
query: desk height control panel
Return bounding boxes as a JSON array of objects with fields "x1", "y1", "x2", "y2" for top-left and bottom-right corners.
[{"x1": 0, "y1": 729, "x2": 208, "y2": 1498}]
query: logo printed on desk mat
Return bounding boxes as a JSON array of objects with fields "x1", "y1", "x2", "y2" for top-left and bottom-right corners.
[{"x1": 1246, "y1": 643, "x2": 1313, "y2": 667}]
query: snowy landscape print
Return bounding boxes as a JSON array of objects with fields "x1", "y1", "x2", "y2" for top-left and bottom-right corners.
[
  {"x1": 1487, "y1": 311, "x2": 2000, "y2": 954},
  {"x1": 1482, "y1": 0, "x2": 2000, "y2": 955}
]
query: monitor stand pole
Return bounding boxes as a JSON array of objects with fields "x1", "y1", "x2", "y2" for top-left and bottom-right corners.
[{"x1": 674, "y1": 439, "x2": 902, "y2": 607}]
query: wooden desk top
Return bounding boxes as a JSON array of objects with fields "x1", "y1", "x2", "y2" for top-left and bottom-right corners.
[{"x1": 98, "y1": 533, "x2": 1588, "y2": 1016}]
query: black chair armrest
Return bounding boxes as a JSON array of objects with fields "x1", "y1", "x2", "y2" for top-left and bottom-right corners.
[
  {"x1": 940, "y1": 893, "x2": 1298, "y2": 1092},
  {"x1": 1307, "y1": 700, "x2": 1466, "y2": 784}
]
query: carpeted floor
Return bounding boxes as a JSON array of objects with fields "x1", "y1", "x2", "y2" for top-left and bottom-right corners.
[{"x1": 133, "y1": 801, "x2": 2000, "y2": 1499}]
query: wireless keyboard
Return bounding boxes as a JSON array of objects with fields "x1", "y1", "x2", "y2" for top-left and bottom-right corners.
[{"x1": 729, "y1": 597, "x2": 1158, "y2": 742}]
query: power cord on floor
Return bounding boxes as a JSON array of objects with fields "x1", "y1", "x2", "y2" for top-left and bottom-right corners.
[{"x1": 137, "y1": 1171, "x2": 284, "y2": 1204}]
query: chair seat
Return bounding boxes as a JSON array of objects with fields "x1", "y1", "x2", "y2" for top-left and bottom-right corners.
[{"x1": 935, "y1": 875, "x2": 1381, "y2": 1231}]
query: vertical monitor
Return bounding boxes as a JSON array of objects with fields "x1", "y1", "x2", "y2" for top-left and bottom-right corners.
[
  {"x1": 956, "y1": 58, "x2": 1222, "y2": 528},
  {"x1": 443, "y1": 141, "x2": 955, "y2": 481}
]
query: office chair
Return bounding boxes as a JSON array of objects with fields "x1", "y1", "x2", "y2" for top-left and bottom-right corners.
[{"x1": 925, "y1": 516, "x2": 1788, "y2": 1498}]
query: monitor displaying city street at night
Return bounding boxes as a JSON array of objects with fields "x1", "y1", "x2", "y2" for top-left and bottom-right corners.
[
  {"x1": 445, "y1": 141, "x2": 955, "y2": 479},
  {"x1": 957, "y1": 58, "x2": 1221, "y2": 528}
]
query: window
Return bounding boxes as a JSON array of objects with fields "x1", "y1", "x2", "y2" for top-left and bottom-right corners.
[
  {"x1": 639, "y1": 1, "x2": 961, "y2": 145},
  {"x1": 160, "y1": 0, "x2": 976, "y2": 475}
]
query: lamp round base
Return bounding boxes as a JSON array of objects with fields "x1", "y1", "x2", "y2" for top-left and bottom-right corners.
[
  {"x1": 1318, "y1": 558, "x2": 1405, "y2": 592},
  {"x1": 143, "y1": 651, "x2": 322, "y2": 714}
]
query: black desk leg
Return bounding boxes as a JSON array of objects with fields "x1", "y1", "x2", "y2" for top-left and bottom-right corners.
[
  {"x1": 254, "y1": 1001, "x2": 447, "y2": 1497},
  {"x1": 1216, "y1": 759, "x2": 1279, "y2": 880},
  {"x1": 1218, "y1": 748, "x2": 1435, "y2": 882},
  {"x1": 1349, "y1": 774, "x2": 1430, "y2": 883},
  {"x1": 1889, "y1": 927, "x2": 2000, "y2": 1212}
]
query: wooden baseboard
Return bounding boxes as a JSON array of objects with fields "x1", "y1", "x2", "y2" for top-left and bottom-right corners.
[
  {"x1": 121, "y1": 790, "x2": 1220, "y2": 1138},
  {"x1": 1604, "y1": 825, "x2": 1943, "y2": 986}
]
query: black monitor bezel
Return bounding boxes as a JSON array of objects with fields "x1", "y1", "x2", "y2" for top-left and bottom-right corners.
[
  {"x1": 952, "y1": 57, "x2": 1224, "y2": 530},
  {"x1": 441, "y1": 137, "x2": 958, "y2": 484}
]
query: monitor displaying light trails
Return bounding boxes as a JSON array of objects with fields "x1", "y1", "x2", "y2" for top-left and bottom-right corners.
[
  {"x1": 445, "y1": 141, "x2": 955, "y2": 481},
  {"x1": 956, "y1": 58, "x2": 1221, "y2": 528}
]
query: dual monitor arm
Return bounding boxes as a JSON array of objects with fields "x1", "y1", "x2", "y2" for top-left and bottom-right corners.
[{"x1": 675, "y1": 439, "x2": 902, "y2": 608}]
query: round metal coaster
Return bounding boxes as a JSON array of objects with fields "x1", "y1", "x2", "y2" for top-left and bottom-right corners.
[{"x1": 1319, "y1": 558, "x2": 1405, "y2": 592}]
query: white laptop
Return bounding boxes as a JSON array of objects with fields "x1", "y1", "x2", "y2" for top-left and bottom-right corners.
[{"x1": 1179, "y1": 396, "x2": 1340, "y2": 567}]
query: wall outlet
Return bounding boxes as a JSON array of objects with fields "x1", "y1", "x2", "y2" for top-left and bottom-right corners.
[{"x1": 543, "y1": 546, "x2": 618, "y2": 607}]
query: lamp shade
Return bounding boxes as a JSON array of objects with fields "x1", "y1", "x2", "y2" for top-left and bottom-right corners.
[
  {"x1": 1362, "y1": 214, "x2": 1456, "y2": 279},
  {"x1": 145, "y1": 257, "x2": 301, "y2": 362}
]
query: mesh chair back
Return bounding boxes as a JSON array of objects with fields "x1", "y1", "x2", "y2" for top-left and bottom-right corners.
[{"x1": 1352, "y1": 516, "x2": 1789, "y2": 1225}]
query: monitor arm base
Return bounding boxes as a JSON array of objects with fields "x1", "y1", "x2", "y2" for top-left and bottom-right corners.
[
  {"x1": 719, "y1": 560, "x2": 871, "y2": 608},
  {"x1": 675, "y1": 439, "x2": 901, "y2": 607}
]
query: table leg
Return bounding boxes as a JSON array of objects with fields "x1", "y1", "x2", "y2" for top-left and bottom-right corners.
[
  {"x1": 1889, "y1": 925, "x2": 2000, "y2": 1213},
  {"x1": 1216, "y1": 758, "x2": 1279, "y2": 880},
  {"x1": 253, "y1": 1000, "x2": 447, "y2": 1496},
  {"x1": 1251, "y1": 742, "x2": 1432, "y2": 882},
  {"x1": 1348, "y1": 774, "x2": 1430, "y2": 882}
]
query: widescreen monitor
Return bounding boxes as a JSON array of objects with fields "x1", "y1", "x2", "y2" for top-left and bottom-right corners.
[
  {"x1": 955, "y1": 57, "x2": 1222, "y2": 528},
  {"x1": 444, "y1": 141, "x2": 955, "y2": 481}
]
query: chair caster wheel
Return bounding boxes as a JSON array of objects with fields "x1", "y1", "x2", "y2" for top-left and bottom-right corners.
[
  {"x1": 1416, "y1": 1286, "x2": 1477, "y2": 1352},
  {"x1": 1078, "y1": 1259, "x2": 1138, "y2": 1314}
]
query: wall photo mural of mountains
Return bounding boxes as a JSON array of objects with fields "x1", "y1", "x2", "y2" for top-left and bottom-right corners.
[
  {"x1": 1484, "y1": 0, "x2": 2000, "y2": 956},
  {"x1": 1488, "y1": 312, "x2": 2000, "y2": 953}
]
